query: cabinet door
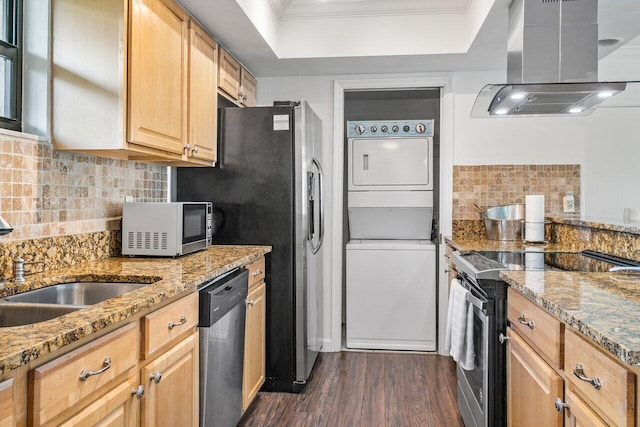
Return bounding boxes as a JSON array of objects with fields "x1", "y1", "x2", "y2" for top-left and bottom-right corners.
[
  {"x1": 507, "y1": 328, "x2": 563, "y2": 427},
  {"x1": 240, "y1": 68, "x2": 257, "y2": 107},
  {"x1": 0, "y1": 378, "x2": 15, "y2": 427},
  {"x1": 129, "y1": 0, "x2": 188, "y2": 155},
  {"x1": 59, "y1": 374, "x2": 139, "y2": 427},
  {"x1": 242, "y1": 281, "x2": 266, "y2": 410},
  {"x1": 141, "y1": 332, "x2": 199, "y2": 427},
  {"x1": 187, "y1": 20, "x2": 217, "y2": 165},
  {"x1": 564, "y1": 388, "x2": 607, "y2": 427},
  {"x1": 218, "y1": 48, "x2": 241, "y2": 100}
]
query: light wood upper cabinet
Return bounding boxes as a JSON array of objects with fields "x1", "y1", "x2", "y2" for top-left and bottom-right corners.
[
  {"x1": 128, "y1": 0, "x2": 188, "y2": 156},
  {"x1": 218, "y1": 47, "x2": 241, "y2": 101},
  {"x1": 141, "y1": 332, "x2": 199, "y2": 427},
  {"x1": 218, "y1": 47, "x2": 257, "y2": 107},
  {"x1": 507, "y1": 327, "x2": 563, "y2": 427},
  {"x1": 243, "y1": 280, "x2": 266, "y2": 411},
  {"x1": 240, "y1": 68, "x2": 257, "y2": 107},
  {"x1": 187, "y1": 21, "x2": 218, "y2": 165}
]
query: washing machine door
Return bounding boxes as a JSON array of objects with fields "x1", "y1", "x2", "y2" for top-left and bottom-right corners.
[{"x1": 348, "y1": 137, "x2": 433, "y2": 191}]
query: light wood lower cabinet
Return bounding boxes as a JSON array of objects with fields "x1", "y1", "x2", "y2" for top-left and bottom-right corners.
[
  {"x1": 0, "y1": 379, "x2": 15, "y2": 427},
  {"x1": 507, "y1": 327, "x2": 563, "y2": 427},
  {"x1": 243, "y1": 280, "x2": 266, "y2": 411},
  {"x1": 507, "y1": 289, "x2": 637, "y2": 427},
  {"x1": 58, "y1": 373, "x2": 140, "y2": 427},
  {"x1": 141, "y1": 332, "x2": 199, "y2": 427},
  {"x1": 12, "y1": 293, "x2": 199, "y2": 427}
]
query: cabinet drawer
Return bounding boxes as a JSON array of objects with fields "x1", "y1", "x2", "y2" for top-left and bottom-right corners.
[
  {"x1": 143, "y1": 293, "x2": 198, "y2": 358},
  {"x1": 507, "y1": 288, "x2": 563, "y2": 367},
  {"x1": 247, "y1": 256, "x2": 265, "y2": 288},
  {"x1": 564, "y1": 328, "x2": 635, "y2": 427},
  {"x1": 31, "y1": 323, "x2": 138, "y2": 426}
]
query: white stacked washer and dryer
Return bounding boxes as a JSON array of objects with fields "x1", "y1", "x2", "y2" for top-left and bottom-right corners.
[{"x1": 346, "y1": 120, "x2": 437, "y2": 352}]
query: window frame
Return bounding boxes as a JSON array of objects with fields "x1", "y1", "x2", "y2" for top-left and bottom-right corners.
[{"x1": 0, "y1": 0, "x2": 22, "y2": 131}]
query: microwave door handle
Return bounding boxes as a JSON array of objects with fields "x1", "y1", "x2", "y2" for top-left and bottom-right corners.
[{"x1": 311, "y1": 157, "x2": 324, "y2": 254}]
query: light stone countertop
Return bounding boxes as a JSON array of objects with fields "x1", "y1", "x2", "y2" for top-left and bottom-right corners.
[
  {"x1": 0, "y1": 245, "x2": 271, "y2": 375},
  {"x1": 501, "y1": 270, "x2": 640, "y2": 367}
]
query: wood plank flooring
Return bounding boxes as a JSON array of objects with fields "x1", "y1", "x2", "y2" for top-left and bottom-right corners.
[{"x1": 239, "y1": 352, "x2": 464, "y2": 427}]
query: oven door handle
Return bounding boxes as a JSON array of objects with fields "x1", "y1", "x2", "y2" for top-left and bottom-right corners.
[{"x1": 466, "y1": 292, "x2": 486, "y2": 311}]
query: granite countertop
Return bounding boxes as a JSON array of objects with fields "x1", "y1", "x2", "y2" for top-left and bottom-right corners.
[
  {"x1": 501, "y1": 270, "x2": 640, "y2": 367},
  {"x1": 0, "y1": 245, "x2": 271, "y2": 375},
  {"x1": 550, "y1": 215, "x2": 640, "y2": 236},
  {"x1": 446, "y1": 237, "x2": 577, "y2": 253}
]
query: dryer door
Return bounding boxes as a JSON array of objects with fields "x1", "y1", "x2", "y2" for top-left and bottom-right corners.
[{"x1": 349, "y1": 137, "x2": 433, "y2": 191}]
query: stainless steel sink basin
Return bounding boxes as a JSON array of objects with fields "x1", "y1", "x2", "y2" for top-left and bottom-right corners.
[
  {"x1": 0, "y1": 303, "x2": 81, "y2": 327},
  {"x1": 3, "y1": 282, "x2": 149, "y2": 306}
]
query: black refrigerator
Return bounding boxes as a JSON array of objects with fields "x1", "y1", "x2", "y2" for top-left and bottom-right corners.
[{"x1": 176, "y1": 101, "x2": 325, "y2": 392}]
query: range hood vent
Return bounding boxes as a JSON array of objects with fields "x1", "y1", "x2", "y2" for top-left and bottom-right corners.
[{"x1": 472, "y1": 0, "x2": 628, "y2": 117}]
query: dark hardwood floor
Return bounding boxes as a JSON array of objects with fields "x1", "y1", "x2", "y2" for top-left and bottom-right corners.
[{"x1": 239, "y1": 352, "x2": 464, "y2": 427}]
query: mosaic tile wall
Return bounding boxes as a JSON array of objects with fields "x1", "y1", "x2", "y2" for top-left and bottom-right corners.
[
  {"x1": 0, "y1": 133, "x2": 168, "y2": 278},
  {"x1": 0, "y1": 134, "x2": 167, "y2": 242},
  {"x1": 453, "y1": 164, "x2": 581, "y2": 238}
]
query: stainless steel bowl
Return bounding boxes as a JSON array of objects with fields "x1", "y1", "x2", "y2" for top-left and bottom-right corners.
[{"x1": 483, "y1": 204, "x2": 525, "y2": 241}]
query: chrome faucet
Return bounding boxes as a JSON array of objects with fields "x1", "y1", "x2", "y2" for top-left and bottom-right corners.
[{"x1": 13, "y1": 258, "x2": 45, "y2": 284}]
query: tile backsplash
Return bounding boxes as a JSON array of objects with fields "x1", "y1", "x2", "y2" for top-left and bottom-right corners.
[
  {"x1": 0, "y1": 134, "x2": 167, "y2": 241},
  {"x1": 453, "y1": 164, "x2": 581, "y2": 220}
]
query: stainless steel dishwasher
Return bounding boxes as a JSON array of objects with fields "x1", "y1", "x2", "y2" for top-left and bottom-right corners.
[{"x1": 199, "y1": 267, "x2": 249, "y2": 427}]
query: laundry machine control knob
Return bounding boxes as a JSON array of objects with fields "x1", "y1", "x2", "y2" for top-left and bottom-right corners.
[
  {"x1": 415, "y1": 123, "x2": 426, "y2": 134},
  {"x1": 381, "y1": 125, "x2": 388, "y2": 132},
  {"x1": 370, "y1": 126, "x2": 377, "y2": 132},
  {"x1": 403, "y1": 125, "x2": 410, "y2": 132},
  {"x1": 355, "y1": 124, "x2": 366, "y2": 135},
  {"x1": 392, "y1": 125, "x2": 399, "y2": 132}
]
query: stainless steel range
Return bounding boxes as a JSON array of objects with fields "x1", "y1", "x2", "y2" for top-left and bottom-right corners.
[{"x1": 451, "y1": 249, "x2": 640, "y2": 427}]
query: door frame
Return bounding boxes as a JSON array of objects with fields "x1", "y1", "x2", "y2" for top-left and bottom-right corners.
[{"x1": 330, "y1": 76, "x2": 454, "y2": 353}]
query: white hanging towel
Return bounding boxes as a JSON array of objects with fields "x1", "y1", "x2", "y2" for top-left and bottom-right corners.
[{"x1": 444, "y1": 278, "x2": 475, "y2": 370}]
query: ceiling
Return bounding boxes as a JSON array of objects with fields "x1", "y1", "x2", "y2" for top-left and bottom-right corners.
[{"x1": 177, "y1": 0, "x2": 640, "y2": 77}]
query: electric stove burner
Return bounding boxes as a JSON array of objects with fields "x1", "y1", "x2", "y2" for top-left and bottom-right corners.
[{"x1": 453, "y1": 249, "x2": 640, "y2": 281}]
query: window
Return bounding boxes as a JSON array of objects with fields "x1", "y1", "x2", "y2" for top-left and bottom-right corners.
[{"x1": 0, "y1": 0, "x2": 21, "y2": 131}]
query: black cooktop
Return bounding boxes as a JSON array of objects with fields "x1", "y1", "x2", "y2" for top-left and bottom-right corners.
[{"x1": 453, "y1": 250, "x2": 640, "y2": 281}]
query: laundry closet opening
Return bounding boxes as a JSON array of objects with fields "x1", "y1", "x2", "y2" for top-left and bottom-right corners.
[{"x1": 342, "y1": 88, "x2": 441, "y2": 351}]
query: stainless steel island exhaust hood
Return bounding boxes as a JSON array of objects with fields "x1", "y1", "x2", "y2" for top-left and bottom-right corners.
[{"x1": 472, "y1": 0, "x2": 629, "y2": 117}]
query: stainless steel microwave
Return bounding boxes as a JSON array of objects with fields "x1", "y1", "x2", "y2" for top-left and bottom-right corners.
[{"x1": 122, "y1": 202, "x2": 212, "y2": 257}]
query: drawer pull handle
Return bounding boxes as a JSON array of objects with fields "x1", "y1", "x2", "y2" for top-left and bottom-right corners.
[
  {"x1": 573, "y1": 364, "x2": 601, "y2": 390},
  {"x1": 252, "y1": 269, "x2": 262, "y2": 276},
  {"x1": 518, "y1": 314, "x2": 535, "y2": 329},
  {"x1": 554, "y1": 397, "x2": 569, "y2": 413},
  {"x1": 168, "y1": 315, "x2": 187, "y2": 330},
  {"x1": 498, "y1": 333, "x2": 509, "y2": 344},
  {"x1": 150, "y1": 371, "x2": 163, "y2": 384},
  {"x1": 79, "y1": 357, "x2": 112, "y2": 381},
  {"x1": 246, "y1": 299, "x2": 255, "y2": 307},
  {"x1": 131, "y1": 385, "x2": 145, "y2": 400}
]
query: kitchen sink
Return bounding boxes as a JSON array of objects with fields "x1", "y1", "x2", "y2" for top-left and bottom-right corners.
[
  {"x1": 2, "y1": 282, "x2": 150, "y2": 306},
  {"x1": 0, "y1": 302, "x2": 82, "y2": 327}
]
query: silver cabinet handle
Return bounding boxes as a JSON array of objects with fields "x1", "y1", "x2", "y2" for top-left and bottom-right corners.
[
  {"x1": 554, "y1": 397, "x2": 569, "y2": 413},
  {"x1": 150, "y1": 371, "x2": 162, "y2": 384},
  {"x1": 573, "y1": 364, "x2": 601, "y2": 390},
  {"x1": 167, "y1": 315, "x2": 187, "y2": 330},
  {"x1": 499, "y1": 333, "x2": 509, "y2": 344},
  {"x1": 193, "y1": 146, "x2": 199, "y2": 154},
  {"x1": 79, "y1": 357, "x2": 111, "y2": 381},
  {"x1": 252, "y1": 269, "x2": 262, "y2": 276},
  {"x1": 518, "y1": 314, "x2": 535, "y2": 329},
  {"x1": 246, "y1": 299, "x2": 255, "y2": 307},
  {"x1": 131, "y1": 385, "x2": 145, "y2": 400}
]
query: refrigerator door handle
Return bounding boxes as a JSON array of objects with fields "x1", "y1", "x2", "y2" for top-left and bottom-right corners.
[{"x1": 311, "y1": 157, "x2": 324, "y2": 254}]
